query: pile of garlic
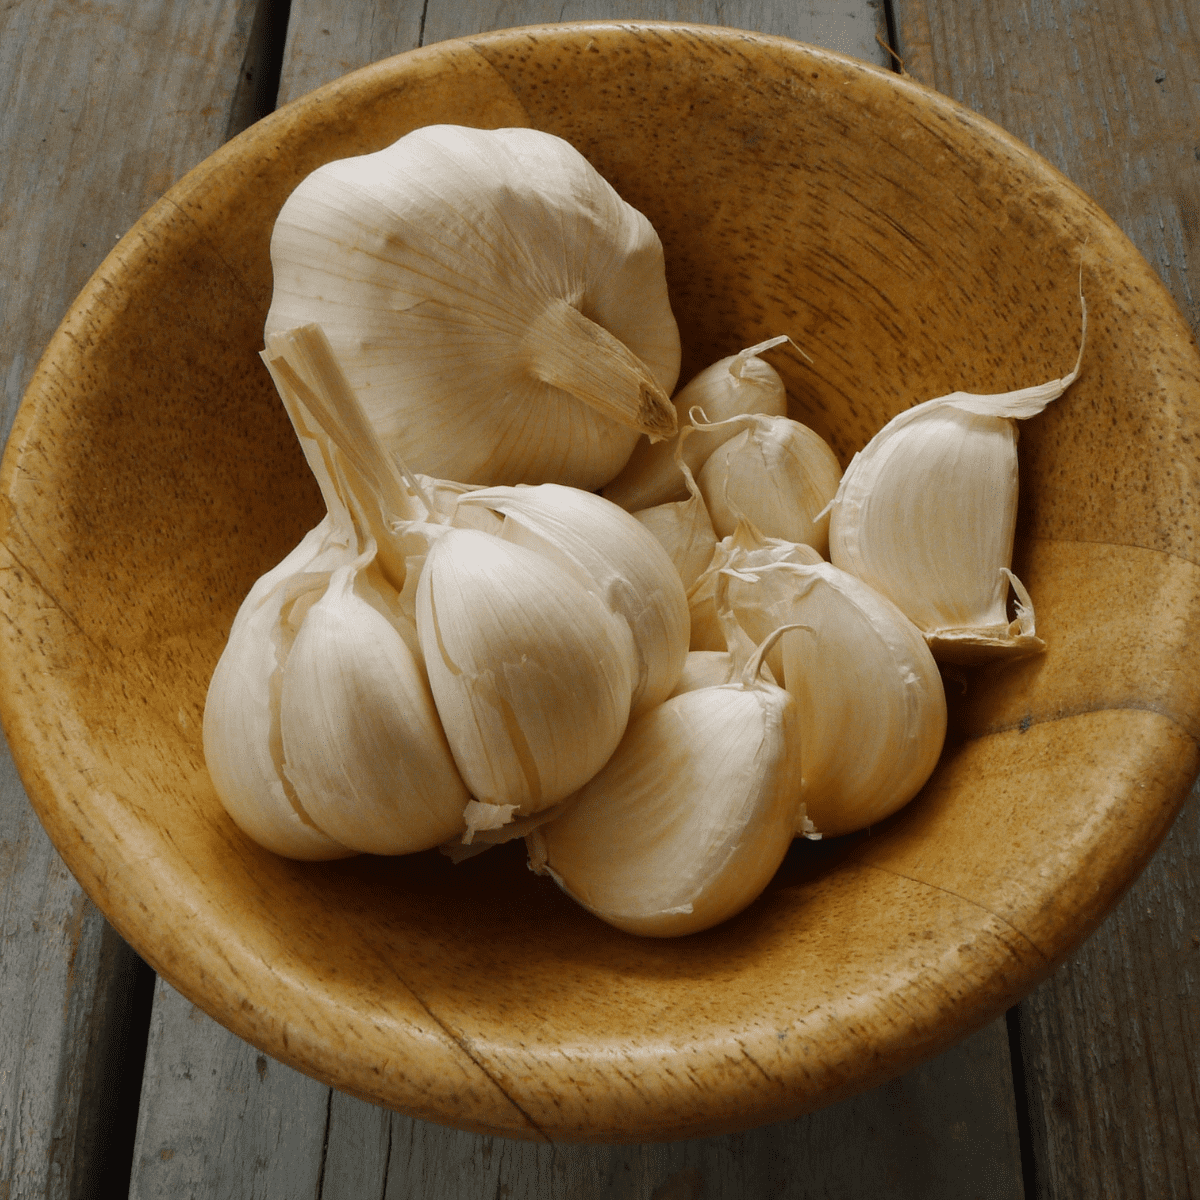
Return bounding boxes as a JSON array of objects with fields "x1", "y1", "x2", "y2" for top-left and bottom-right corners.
[{"x1": 204, "y1": 124, "x2": 1085, "y2": 938}]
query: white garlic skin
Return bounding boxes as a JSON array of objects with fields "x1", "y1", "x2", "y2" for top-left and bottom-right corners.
[
  {"x1": 688, "y1": 523, "x2": 823, "y2": 656},
  {"x1": 770, "y1": 563, "x2": 947, "y2": 837},
  {"x1": 603, "y1": 345, "x2": 788, "y2": 511},
  {"x1": 265, "y1": 125, "x2": 680, "y2": 490},
  {"x1": 460, "y1": 483, "x2": 689, "y2": 714},
  {"x1": 530, "y1": 678, "x2": 802, "y2": 937},
  {"x1": 698, "y1": 415, "x2": 842, "y2": 555},
  {"x1": 826, "y1": 311, "x2": 1087, "y2": 664},
  {"x1": 279, "y1": 564, "x2": 470, "y2": 855},
  {"x1": 415, "y1": 527, "x2": 636, "y2": 814},
  {"x1": 202, "y1": 519, "x2": 355, "y2": 860}
]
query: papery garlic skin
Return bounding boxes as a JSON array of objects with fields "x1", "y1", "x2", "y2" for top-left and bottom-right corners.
[
  {"x1": 603, "y1": 337, "x2": 791, "y2": 511},
  {"x1": 529, "y1": 667, "x2": 802, "y2": 937},
  {"x1": 688, "y1": 521, "x2": 823, "y2": 655},
  {"x1": 668, "y1": 650, "x2": 737, "y2": 696},
  {"x1": 748, "y1": 562, "x2": 947, "y2": 837},
  {"x1": 279, "y1": 562, "x2": 470, "y2": 854},
  {"x1": 828, "y1": 324, "x2": 1084, "y2": 664},
  {"x1": 265, "y1": 125, "x2": 681, "y2": 490},
  {"x1": 458, "y1": 484, "x2": 688, "y2": 714},
  {"x1": 415, "y1": 528, "x2": 636, "y2": 814},
  {"x1": 697, "y1": 413, "x2": 842, "y2": 554},
  {"x1": 202, "y1": 519, "x2": 356, "y2": 861}
]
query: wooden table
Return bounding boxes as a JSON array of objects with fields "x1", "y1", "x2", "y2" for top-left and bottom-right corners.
[{"x1": 2, "y1": 2, "x2": 1197, "y2": 1197}]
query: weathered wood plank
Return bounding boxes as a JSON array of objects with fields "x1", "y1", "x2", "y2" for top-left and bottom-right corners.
[
  {"x1": 124, "y1": 4, "x2": 1024, "y2": 1198},
  {"x1": 0, "y1": 1, "x2": 263, "y2": 1196},
  {"x1": 127, "y1": 980, "x2": 331, "y2": 1200},
  {"x1": 891, "y1": 2, "x2": 1200, "y2": 1195},
  {"x1": 134, "y1": 982, "x2": 1024, "y2": 1199},
  {"x1": 276, "y1": 0, "x2": 890, "y2": 105}
]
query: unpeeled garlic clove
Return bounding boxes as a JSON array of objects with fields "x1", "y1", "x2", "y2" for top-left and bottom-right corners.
[
  {"x1": 695, "y1": 411, "x2": 842, "y2": 554},
  {"x1": 202, "y1": 518, "x2": 357, "y2": 860},
  {"x1": 457, "y1": 483, "x2": 688, "y2": 714},
  {"x1": 415, "y1": 527, "x2": 636, "y2": 814},
  {"x1": 827, "y1": 313, "x2": 1085, "y2": 664},
  {"x1": 265, "y1": 124, "x2": 681, "y2": 490},
  {"x1": 279, "y1": 559, "x2": 470, "y2": 855},
  {"x1": 527, "y1": 632, "x2": 804, "y2": 937},
  {"x1": 630, "y1": 439, "x2": 718, "y2": 593},
  {"x1": 602, "y1": 336, "x2": 792, "y2": 511},
  {"x1": 687, "y1": 520, "x2": 823, "y2": 655},
  {"x1": 745, "y1": 561, "x2": 947, "y2": 837}
]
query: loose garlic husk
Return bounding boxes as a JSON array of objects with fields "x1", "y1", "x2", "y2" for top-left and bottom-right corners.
[
  {"x1": 415, "y1": 527, "x2": 637, "y2": 818},
  {"x1": 740, "y1": 561, "x2": 947, "y2": 837},
  {"x1": 456, "y1": 483, "x2": 688, "y2": 714},
  {"x1": 687, "y1": 520, "x2": 823, "y2": 654},
  {"x1": 602, "y1": 336, "x2": 793, "y2": 511},
  {"x1": 265, "y1": 124, "x2": 681, "y2": 490},
  {"x1": 827, "y1": 307, "x2": 1086, "y2": 664},
  {"x1": 527, "y1": 628, "x2": 805, "y2": 937},
  {"x1": 696, "y1": 410, "x2": 842, "y2": 554}
]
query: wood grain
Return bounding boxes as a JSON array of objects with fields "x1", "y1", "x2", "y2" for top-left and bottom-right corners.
[
  {"x1": 133, "y1": 981, "x2": 1026, "y2": 1198},
  {"x1": 0, "y1": 1, "x2": 259, "y2": 1196},
  {"x1": 890, "y1": 2, "x2": 1200, "y2": 1195},
  {"x1": 276, "y1": 0, "x2": 891, "y2": 105}
]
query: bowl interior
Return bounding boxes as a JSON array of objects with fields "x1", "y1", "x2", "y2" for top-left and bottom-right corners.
[{"x1": 3, "y1": 22, "x2": 1200, "y2": 1142}]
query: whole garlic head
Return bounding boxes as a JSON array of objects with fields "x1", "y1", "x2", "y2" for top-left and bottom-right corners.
[{"x1": 265, "y1": 124, "x2": 681, "y2": 490}]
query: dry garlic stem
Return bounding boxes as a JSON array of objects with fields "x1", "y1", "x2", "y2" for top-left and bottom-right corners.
[
  {"x1": 744, "y1": 561, "x2": 947, "y2": 836},
  {"x1": 528, "y1": 629, "x2": 804, "y2": 937},
  {"x1": 415, "y1": 528, "x2": 636, "y2": 816},
  {"x1": 603, "y1": 336, "x2": 793, "y2": 511},
  {"x1": 265, "y1": 125, "x2": 680, "y2": 489}
]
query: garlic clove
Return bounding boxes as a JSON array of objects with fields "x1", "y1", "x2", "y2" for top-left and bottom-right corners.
[
  {"x1": 687, "y1": 520, "x2": 823, "y2": 655},
  {"x1": 457, "y1": 483, "x2": 688, "y2": 714},
  {"x1": 202, "y1": 519, "x2": 356, "y2": 860},
  {"x1": 827, "y1": 343, "x2": 1085, "y2": 661},
  {"x1": 747, "y1": 561, "x2": 947, "y2": 837},
  {"x1": 602, "y1": 336, "x2": 792, "y2": 511},
  {"x1": 668, "y1": 650, "x2": 737, "y2": 696},
  {"x1": 630, "y1": 444, "x2": 718, "y2": 593},
  {"x1": 415, "y1": 527, "x2": 636, "y2": 814},
  {"x1": 265, "y1": 125, "x2": 681, "y2": 489},
  {"x1": 278, "y1": 560, "x2": 470, "y2": 855},
  {"x1": 695, "y1": 412, "x2": 842, "y2": 554},
  {"x1": 528, "y1": 634, "x2": 803, "y2": 937}
]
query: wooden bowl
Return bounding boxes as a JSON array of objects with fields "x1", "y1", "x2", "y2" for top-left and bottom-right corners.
[{"x1": 3, "y1": 22, "x2": 1199, "y2": 1143}]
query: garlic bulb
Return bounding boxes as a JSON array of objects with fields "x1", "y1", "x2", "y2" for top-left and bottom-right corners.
[
  {"x1": 688, "y1": 520, "x2": 823, "y2": 654},
  {"x1": 415, "y1": 527, "x2": 636, "y2": 815},
  {"x1": 696, "y1": 411, "x2": 842, "y2": 554},
  {"x1": 279, "y1": 558, "x2": 470, "y2": 854},
  {"x1": 528, "y1": 632, "x2": 804, "y2": 937},
  {"x1": 603, "y1": 336, "x2": 792, "y2": 511},
  {"x1": 744, "y1": 561, "x2": 947, "y2": 837},
  {"x1": 827, "y1": 315, "x2": 1085, "y2": 664},
  {"x1": 459, "y1": 483, "x2": 688, "y2": 713},
  {"x1": 265, "y1": 124, "x2": 681, "y2": 489}
]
